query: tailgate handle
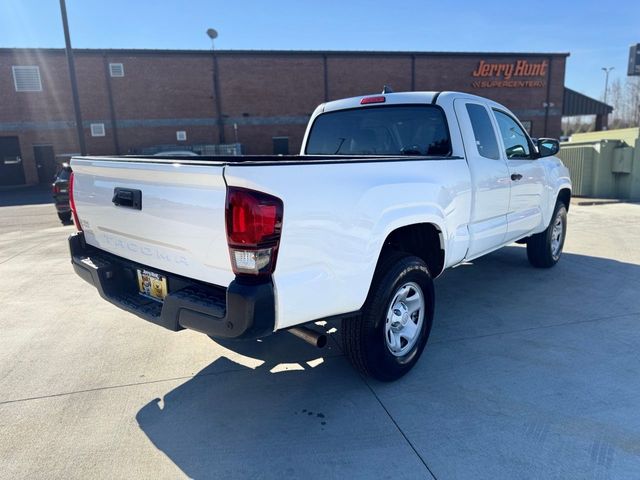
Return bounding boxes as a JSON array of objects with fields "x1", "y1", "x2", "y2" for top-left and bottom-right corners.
[{"x1": 112, "y1": 188, "x2": 142, "y2": 210}]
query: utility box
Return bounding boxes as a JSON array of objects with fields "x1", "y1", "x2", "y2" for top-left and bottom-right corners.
[
  {"x1": 557, "y1": 142, "x2": 595, "y2": 196},
  {"x1": 612, "y1": 147, "x2": 633, "y2": 174},
  {"x1": 560, "y1": 130, "x2": 640, "y2": 199}
]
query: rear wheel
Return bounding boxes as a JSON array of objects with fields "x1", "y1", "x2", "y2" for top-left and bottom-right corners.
[
  {"x1": 342, "y1": 252, "x2": 434, "y2": 381},
  {"x1": 526, "y1": 202, "x2": 567, "y2": 268}
]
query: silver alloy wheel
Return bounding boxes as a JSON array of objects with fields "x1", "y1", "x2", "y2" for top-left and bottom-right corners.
[
  {"x1": 550, "y1": 212, "x2": 564, "y2": 259},
  {"x1": 384, "y1": 281, "x2": 425, "y2": 357}
]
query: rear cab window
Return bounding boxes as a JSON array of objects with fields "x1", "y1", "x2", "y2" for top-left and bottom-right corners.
[{"x1": 305, "y1": 105, "x2": 452, "y2": 157}]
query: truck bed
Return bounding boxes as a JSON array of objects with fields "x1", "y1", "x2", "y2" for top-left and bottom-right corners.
[{"x1": 70, "y1": 153, "x2": 472, "y2": 330}]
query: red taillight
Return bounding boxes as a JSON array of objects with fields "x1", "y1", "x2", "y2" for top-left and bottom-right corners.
[
  {"x1": 360, "y1": 95, "x2": 386, "y2": 105},
  {"x1": 68, "y1": 171, "x2": 82, "y2": 232},
  {"x1": 52, "y1": 184, "x2": 60, "y2": 194},
  {"x1": 226, "y1": 187, "x2": 283, "y2": 276}
]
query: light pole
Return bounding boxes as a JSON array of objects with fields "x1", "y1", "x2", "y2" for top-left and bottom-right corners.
[
  {"x1": 207, "y1": 28, "x2": 225, "y2": 145},
  {"x1": 601, "y1": 67, "x2": 614, "y2": 105},
  {"x1": 59, "y1": 0, "x2": 86, "y2": 155}
]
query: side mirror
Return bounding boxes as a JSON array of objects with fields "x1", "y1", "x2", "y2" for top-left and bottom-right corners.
[{"x1": 536, "y1": 138, "x2": 560, "y2": 158}]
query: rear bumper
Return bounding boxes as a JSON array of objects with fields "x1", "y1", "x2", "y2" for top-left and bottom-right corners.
[{"x1": 69, "y1": 233, "x2": 275, "y2": 339}]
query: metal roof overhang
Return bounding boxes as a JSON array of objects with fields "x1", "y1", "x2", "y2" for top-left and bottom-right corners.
[{"x1": 563, "y1": 88, "x2": 613, "y2": 116}]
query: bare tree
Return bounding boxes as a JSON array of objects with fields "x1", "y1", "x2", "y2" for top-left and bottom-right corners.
[
  {"x1": 562, "y1": 115, "x2": 595, "y2": 136},
  {"x1": 562, "y1": 77, "x2": 639, "y2": 136},
  {"x1": 609, "y1": 77, "x2": 640, "y2": 128}
]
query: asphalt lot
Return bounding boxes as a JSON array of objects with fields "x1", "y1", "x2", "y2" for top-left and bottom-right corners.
[{"x1": 1, "y1": 188, "x2": 639, "y2": 480}]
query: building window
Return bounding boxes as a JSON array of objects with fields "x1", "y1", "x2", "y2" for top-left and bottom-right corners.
[
  {"x1": 12, "y1": 66, "x2": 42, "y2": 92},
  {"x1": 91, "y1": 123, "x2": 106, "y2": 137},
  {"x1": 176, "y1": 131, "x2": 187, "y2": 141},
  {"x1": 109, "y1": 63, "x2": 124, "y2": 77}
]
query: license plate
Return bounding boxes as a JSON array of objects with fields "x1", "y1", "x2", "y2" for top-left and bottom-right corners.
[{"x1": 137, "y1": 269, "x2": 168, "y2": 301}]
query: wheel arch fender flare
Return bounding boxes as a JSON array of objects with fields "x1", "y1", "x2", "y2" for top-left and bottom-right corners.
[{"x1": 368, "y1": 209, "x2": 448, "y2": 283}]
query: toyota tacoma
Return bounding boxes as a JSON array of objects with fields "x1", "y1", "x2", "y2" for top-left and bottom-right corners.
[{"x1": 68, "y1": 91, "x2": 571, "y2": 381}]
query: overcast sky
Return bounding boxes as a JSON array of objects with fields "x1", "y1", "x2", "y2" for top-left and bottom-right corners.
[{"x1": 1, "y1": 0, "x2": 638, "y2": 100}]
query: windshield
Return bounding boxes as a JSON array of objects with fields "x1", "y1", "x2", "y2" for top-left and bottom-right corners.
[{"x1": 305, "y1": 105, "x2": 451, "y2": 156}]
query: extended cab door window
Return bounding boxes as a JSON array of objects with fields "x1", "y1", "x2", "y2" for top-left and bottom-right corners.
[
  {"x1": 465, "y1": 103, "x2": 500, "y2": 160},
  {"x1": 493, "y1": 110, "x2": 532, "y2": 159}
]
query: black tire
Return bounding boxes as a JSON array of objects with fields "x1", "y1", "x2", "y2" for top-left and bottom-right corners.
[
  {"x1": 58, "y1": 211, "x2": 72, "y2": 223},
  {"x1": 342, "y1": 252, "x2": 435, "y2": 382},
  {"x1": 526, "y1": 202, "x2": 567, "y2": 268}
]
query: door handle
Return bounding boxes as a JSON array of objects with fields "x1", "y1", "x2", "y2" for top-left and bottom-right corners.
[
  {"x1": 112, "y1": 187, "x2": 142, "y2": 210},
  {"x1": 511, "y1": 173, "x2": 523, "y2": 181}
]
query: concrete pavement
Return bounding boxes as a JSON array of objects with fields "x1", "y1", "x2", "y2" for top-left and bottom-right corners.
[{"x1": 0, "y1": 197, "x2": 639, "y2": 479}]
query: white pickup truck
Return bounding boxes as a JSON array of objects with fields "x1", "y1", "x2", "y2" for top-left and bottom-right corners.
[{"x1": 69, "y1": 91, "x2": 571, "y2": 381}]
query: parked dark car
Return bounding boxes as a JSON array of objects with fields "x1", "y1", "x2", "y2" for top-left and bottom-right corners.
[{"x1": 52, "y1": 163, "x2": 72, "y2": 223}]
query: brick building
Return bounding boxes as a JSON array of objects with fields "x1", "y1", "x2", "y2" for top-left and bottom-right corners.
[{"x1": 0, "y1": 48, "x2": 594, "y2": 186}]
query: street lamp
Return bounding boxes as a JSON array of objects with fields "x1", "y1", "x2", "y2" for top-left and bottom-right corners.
[
  {"x1": 206, "y1": 28, "x2": 218, "y2": 49},
  {"x1": 207, "y1": 28, "x2": 225, "y2": 145},
  {"x1": 601, "y1": 67, "x2": 614, "y2": 105}
]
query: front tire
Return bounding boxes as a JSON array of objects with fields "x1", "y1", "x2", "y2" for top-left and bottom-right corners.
[
  {"x1": 342, "y1": 253, "x2": 434, "y2": 382},
  {"x1": 526, "y1": 202, "x2": 567, "y2": 268}
]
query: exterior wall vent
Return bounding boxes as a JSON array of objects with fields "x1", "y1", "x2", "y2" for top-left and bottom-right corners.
[
  {"x1": 109, "y1": 63, "x2": 124, "y2": 77},
  {"x1": 12, "y1": 66, "x2": 42, "y2": 92},
  {"x1": 91, "y1": 123, "x2": 106, "y2": 137}
]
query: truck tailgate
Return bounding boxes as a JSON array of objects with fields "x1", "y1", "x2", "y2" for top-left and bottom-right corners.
[{"x1": 71, "y1": 157, "x2": 234, "y2": 287}]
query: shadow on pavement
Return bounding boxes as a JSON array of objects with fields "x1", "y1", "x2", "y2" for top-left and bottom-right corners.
[
  {"x1": 136, "y1": 247, "x2": 640, "y2": 479},
  {"x1": 135, "y1": 331, "x2": 421, "y2": 479},
  {"x1": 0, "y1": 185, "x2": 52, "y2": 207}
]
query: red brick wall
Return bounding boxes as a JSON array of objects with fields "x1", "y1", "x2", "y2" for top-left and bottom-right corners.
[
  {"x1": 219, "y1": 54, "x2": 324, "y2": 116},
  {"x1": 106, "y1": 53, "x2": 214, "y2": 120},
  {"x1": 327, "y1": 56, "x2": 412, "y2": 100},
  {"x1": 2, "y1": 50, "x2": 74, "y2": 122},
  {"x1": 0, "y1": 49, "x2": 567, "y2": 185}
]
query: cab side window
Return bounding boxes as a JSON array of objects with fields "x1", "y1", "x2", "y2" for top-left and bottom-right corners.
[
  {"x1": 465, "y1": 103, "x2": 500, "y2": 160},
  {"x1": 493, "y1": 110, "x2": 531, "y2": 159}
]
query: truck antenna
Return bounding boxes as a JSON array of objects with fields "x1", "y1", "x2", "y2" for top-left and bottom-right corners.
[{"x1": 382, "y1": 85, "x2": 394, "y2": 94}]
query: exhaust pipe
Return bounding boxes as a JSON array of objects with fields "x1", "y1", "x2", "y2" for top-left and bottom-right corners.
[{"x1": 287, "y1": 326, "x2": 327, "y2": 348}]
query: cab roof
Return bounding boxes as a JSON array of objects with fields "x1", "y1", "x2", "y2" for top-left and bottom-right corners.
[
  {"x1": 321, "y1": 91, "x2": 438, "y2": 113},
  {"x1": 318, "y1": 90, "x2": 510, "y2": 115}
]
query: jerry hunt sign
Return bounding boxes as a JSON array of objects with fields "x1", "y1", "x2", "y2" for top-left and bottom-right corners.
[{"x1": 471, "y1": 59, "x2": 548, "y2": 88}]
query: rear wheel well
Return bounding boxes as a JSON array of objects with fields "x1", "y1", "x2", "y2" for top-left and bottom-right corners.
[
  {"x1": 379, "y1": 223, "x2": 445, "y2": 277},
  {"x1": 557, "y1": 188, "x2": 571, "y2": 211}
]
